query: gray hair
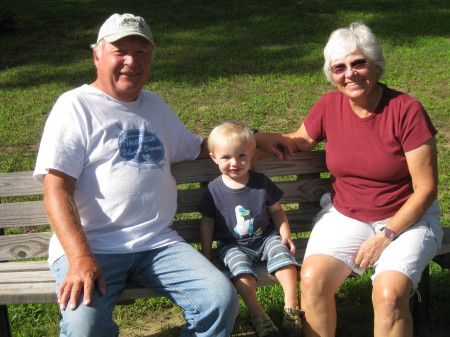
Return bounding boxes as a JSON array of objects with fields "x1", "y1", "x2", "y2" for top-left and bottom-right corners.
[
  {"x1": 90, "y1": 39, "x2": 105, "y2": 55},
  {"x1": 90, "y1": 38, "x2": 156, "y2": 60},
  {"x1": 323, "y1": 22, "x2": 385, "y2": 85}
]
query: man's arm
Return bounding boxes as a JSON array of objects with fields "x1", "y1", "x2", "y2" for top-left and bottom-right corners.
[
  {"x1": 44, "y1": 169, "x2": 105, "y2": 310},
  {"x1": 197, "y1": 138, "x2": 210, "y2": 159}
]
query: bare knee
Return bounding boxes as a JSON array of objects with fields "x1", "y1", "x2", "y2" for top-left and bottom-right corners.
[
  {"x1": 372, "y1": 284, "x2": 412, "y2": 330},
  {"x1": 300, "y1": 267, "x2": 327, "y2": 296},
  {"x1": 300, "y1": 257, "x2": 349, "y2": 300}
]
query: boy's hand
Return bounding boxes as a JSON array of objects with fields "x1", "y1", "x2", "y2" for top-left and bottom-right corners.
[{"x1": 281, "y1": 235, "x2": 296, "y2": 255}]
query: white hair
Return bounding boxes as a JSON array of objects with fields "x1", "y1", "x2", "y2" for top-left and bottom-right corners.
[
  {"x1": 90, "y1": 39, "x2": 105, "y2": 56},
  {"x1": 323, "y1": 22, "x2": 385, "y2": 85}
]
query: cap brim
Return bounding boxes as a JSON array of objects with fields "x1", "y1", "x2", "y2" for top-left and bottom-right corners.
[{"x1": 102, "y1": 32, "x2": 154, "y2": 45}]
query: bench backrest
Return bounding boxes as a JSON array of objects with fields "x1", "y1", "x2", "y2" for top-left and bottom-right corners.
[{"x1": 0, "y1": 151, "x2": 330, "y2": 262}]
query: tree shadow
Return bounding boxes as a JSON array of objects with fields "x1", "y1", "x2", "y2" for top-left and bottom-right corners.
[{"x1": 1, "y1": 0, "x2": 448, "y2": 90}]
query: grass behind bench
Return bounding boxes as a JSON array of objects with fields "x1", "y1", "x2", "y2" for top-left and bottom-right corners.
[{"x1": 1, "y1": 0, "x2": 449, "y2": 336}]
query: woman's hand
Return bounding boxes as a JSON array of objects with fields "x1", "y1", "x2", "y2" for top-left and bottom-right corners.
[
  {"x1": 254, "y1": 132, "x2": 295, "y2": 160},
  {"x1": 354, "y1": 232, "x2": 391, "y2": 269}
]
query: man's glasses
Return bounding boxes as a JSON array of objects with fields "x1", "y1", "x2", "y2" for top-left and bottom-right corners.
[{"x1": 330, "y1": 59, "x2": 368, "y2": 75}]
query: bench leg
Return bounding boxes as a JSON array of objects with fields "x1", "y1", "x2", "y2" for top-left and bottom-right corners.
[
  {"x1": 0, "y1": 228, "x2": 12, "y2": 337},
  {"x1": 0, "y1": 305, "x2": 12, "y2": 337},
  {"x1": 412, "y1": 265, "x2": 432, "y2": 337}
]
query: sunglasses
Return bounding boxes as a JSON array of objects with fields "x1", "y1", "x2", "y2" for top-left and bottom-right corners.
[{"x1": 330, "y1": 59, "x2": 368, "y2": 75}]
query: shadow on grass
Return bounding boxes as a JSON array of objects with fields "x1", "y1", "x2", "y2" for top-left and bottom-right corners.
[
  {"x1": 1, "y1": 0, "x2": 449, "y2": 89},
  {"x1": 429, "y1": 265, "x2": 450, "y2": 337}
]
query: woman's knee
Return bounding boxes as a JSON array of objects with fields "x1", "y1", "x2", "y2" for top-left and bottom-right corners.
[
  {"x1": 300, "y1": 255, "x2": 349, "y2": 298},
  {"x1": 372, "y1": 272, "x2": 412, "y2": 323}
]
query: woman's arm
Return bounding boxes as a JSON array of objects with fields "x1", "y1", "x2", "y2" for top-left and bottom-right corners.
[
  {"x1": 283, "y1": 122, "x2": 319, "y2": 152},
  {"x1": 386, "y1": 137, "x2": 438, "y2": 232},
  {"x1": 355, "y1": 137, "x2": 438, "y2": 268}
]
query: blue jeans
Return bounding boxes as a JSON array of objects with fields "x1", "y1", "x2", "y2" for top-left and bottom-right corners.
[{"x1": 50, "y1": 242, "x2": 239, "y2": 337}]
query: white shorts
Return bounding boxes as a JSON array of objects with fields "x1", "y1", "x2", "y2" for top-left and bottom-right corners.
[{"x1": 304, "y1": 193, "x2": 443, "y2": 289}]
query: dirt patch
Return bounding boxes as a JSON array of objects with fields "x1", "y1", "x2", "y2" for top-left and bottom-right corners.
[{"x1": 118, "y1": 307, "x2": 258, "y2": 337}]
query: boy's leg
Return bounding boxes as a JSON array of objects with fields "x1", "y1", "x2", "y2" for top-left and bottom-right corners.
[
  {"x1": 264, "y1": 236, "x2": 303, "y2": 336},
  {"x1": 233, "y1": 273, "x2": 265, "y2": 317},
  {"x1": 221, "y1": 243, "x2": 280, "y2": 336},
  {"x1": 220, "y1": 244, "x2": 266, "y2": 317},
  {"x1": 263, "y1": 235, "x2": 301, "y2": 308},
  {"x1": 274, "y1": 265, "x2": 299, "y2": 308},
  {"x1": 130, "y1": 242, "x2": 239, "y2": 337}
]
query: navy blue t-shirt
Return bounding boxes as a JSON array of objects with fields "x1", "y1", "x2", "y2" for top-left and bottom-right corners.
[{"x1": 198, "y1": 171, "x2": 283, "y2": 247}]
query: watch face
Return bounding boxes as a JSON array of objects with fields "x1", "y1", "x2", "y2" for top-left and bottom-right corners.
[{"x1": 384, "y1": 228, "x2": 395, "y2": 239}]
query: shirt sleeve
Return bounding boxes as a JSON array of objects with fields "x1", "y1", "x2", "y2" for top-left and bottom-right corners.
[
  {"x1": 397, "y1": 99, "x2": 437, "y2": 152},
  {"x1": 163, "y1": 104, "x2": 203, "y2": 163},
  {"x1": 304, "y1": 95, "x2": 328, "y2": 143},
  {"x1": 33, "y1": 93, "x2": 86, "y2": 183}
]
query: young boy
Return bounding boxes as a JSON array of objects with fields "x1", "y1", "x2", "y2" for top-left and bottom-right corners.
[{"x1": 198, "y1": 121, "x2": 303, "y2": 337}]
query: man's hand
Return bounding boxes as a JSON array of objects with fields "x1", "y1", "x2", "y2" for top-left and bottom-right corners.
[{"x1": 58, "y1": 255, "x2": 106, "y2": 310}]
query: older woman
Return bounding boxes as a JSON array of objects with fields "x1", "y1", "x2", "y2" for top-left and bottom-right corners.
[{"x1": 281, "y1": 23, "x2": 443, "y2": 337}]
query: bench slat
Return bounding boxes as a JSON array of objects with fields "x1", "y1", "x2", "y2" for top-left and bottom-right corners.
[
  {"x1": 3, "y1": 222, "x2": 448, "y2": 264},
  {"x1": 170, "y1": 151, "x2": 328, "y2": 184},
  {"x1": 0, "y1": 210, "x2": 317, "y2": 260},
  {"x1": 176, "y1": 178, "x2": 330, "y2": 214},
  {"x1": 0, "y1": 239, "x2": 309, "y2": 305},
  {"x1": 172, "y1": 209, "x2": 319, "y2": 243},
  {"x1": 0, "y1": 180, "x2": 330, "y2": 229},
  {"x1": 0, "y1": 268, "x2": 284, "y2": 305},
  {"x1": 0, "y1": 152, "x2": 328, "y2": 199},
  {"x1": 0, "y1": 201, "x2": 48, "y2": 228},
  {"x1": 0, "y1": 232, "x2": 52, "y2": 261},
  {"x1": 0, "y1": 172, "x2": 41, "y2": 197}
]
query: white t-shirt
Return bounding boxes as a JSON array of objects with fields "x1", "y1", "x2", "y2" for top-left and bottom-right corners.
[{"x1": 34, "y1": 85, "x2": 203, "y2": 265}]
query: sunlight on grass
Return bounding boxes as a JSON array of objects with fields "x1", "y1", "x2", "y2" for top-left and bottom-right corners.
[{"x1": 2, "y1": 0, "x2": 449, "y2": 336}]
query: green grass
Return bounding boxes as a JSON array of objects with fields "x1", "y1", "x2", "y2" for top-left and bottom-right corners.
[{"x1": 1, "y1": 0, "x2": 449, "y2": 336}]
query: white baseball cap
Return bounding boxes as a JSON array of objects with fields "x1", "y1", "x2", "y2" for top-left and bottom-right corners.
[{"x1": 97, "y1": 13, "x2": 154, "y2": 46}]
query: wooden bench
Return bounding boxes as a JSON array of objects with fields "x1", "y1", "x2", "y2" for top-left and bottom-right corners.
[{"x1": 0, "y1": 151, "x2": 449, "y2": 337}]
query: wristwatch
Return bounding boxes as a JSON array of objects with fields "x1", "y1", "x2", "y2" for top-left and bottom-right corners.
[{"x1": 380, "y1": 227, "x2": 396, "y2": 240}]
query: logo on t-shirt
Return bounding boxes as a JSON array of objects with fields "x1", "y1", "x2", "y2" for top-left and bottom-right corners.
[{"x1": 118, "y1": 130, "x2": 164, "y2": 167}]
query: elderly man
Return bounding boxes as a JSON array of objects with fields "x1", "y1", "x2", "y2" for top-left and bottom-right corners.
[{"x1": 34, "y1": 13, "x2": 240, "y2": 337}]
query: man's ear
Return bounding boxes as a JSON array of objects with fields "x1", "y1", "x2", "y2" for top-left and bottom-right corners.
[{"x1": 93, "y1": 52, "x2": 100, "y2": 68}]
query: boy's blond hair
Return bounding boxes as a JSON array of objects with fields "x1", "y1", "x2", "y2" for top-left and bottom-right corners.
[{"x1": 208, "y1": 121, "x2": 256, "y2": 154}]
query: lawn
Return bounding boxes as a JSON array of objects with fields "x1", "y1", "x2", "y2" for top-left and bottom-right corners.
[{"x1": 0, "y1": 0, "x2": 449, "y2": 336}]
